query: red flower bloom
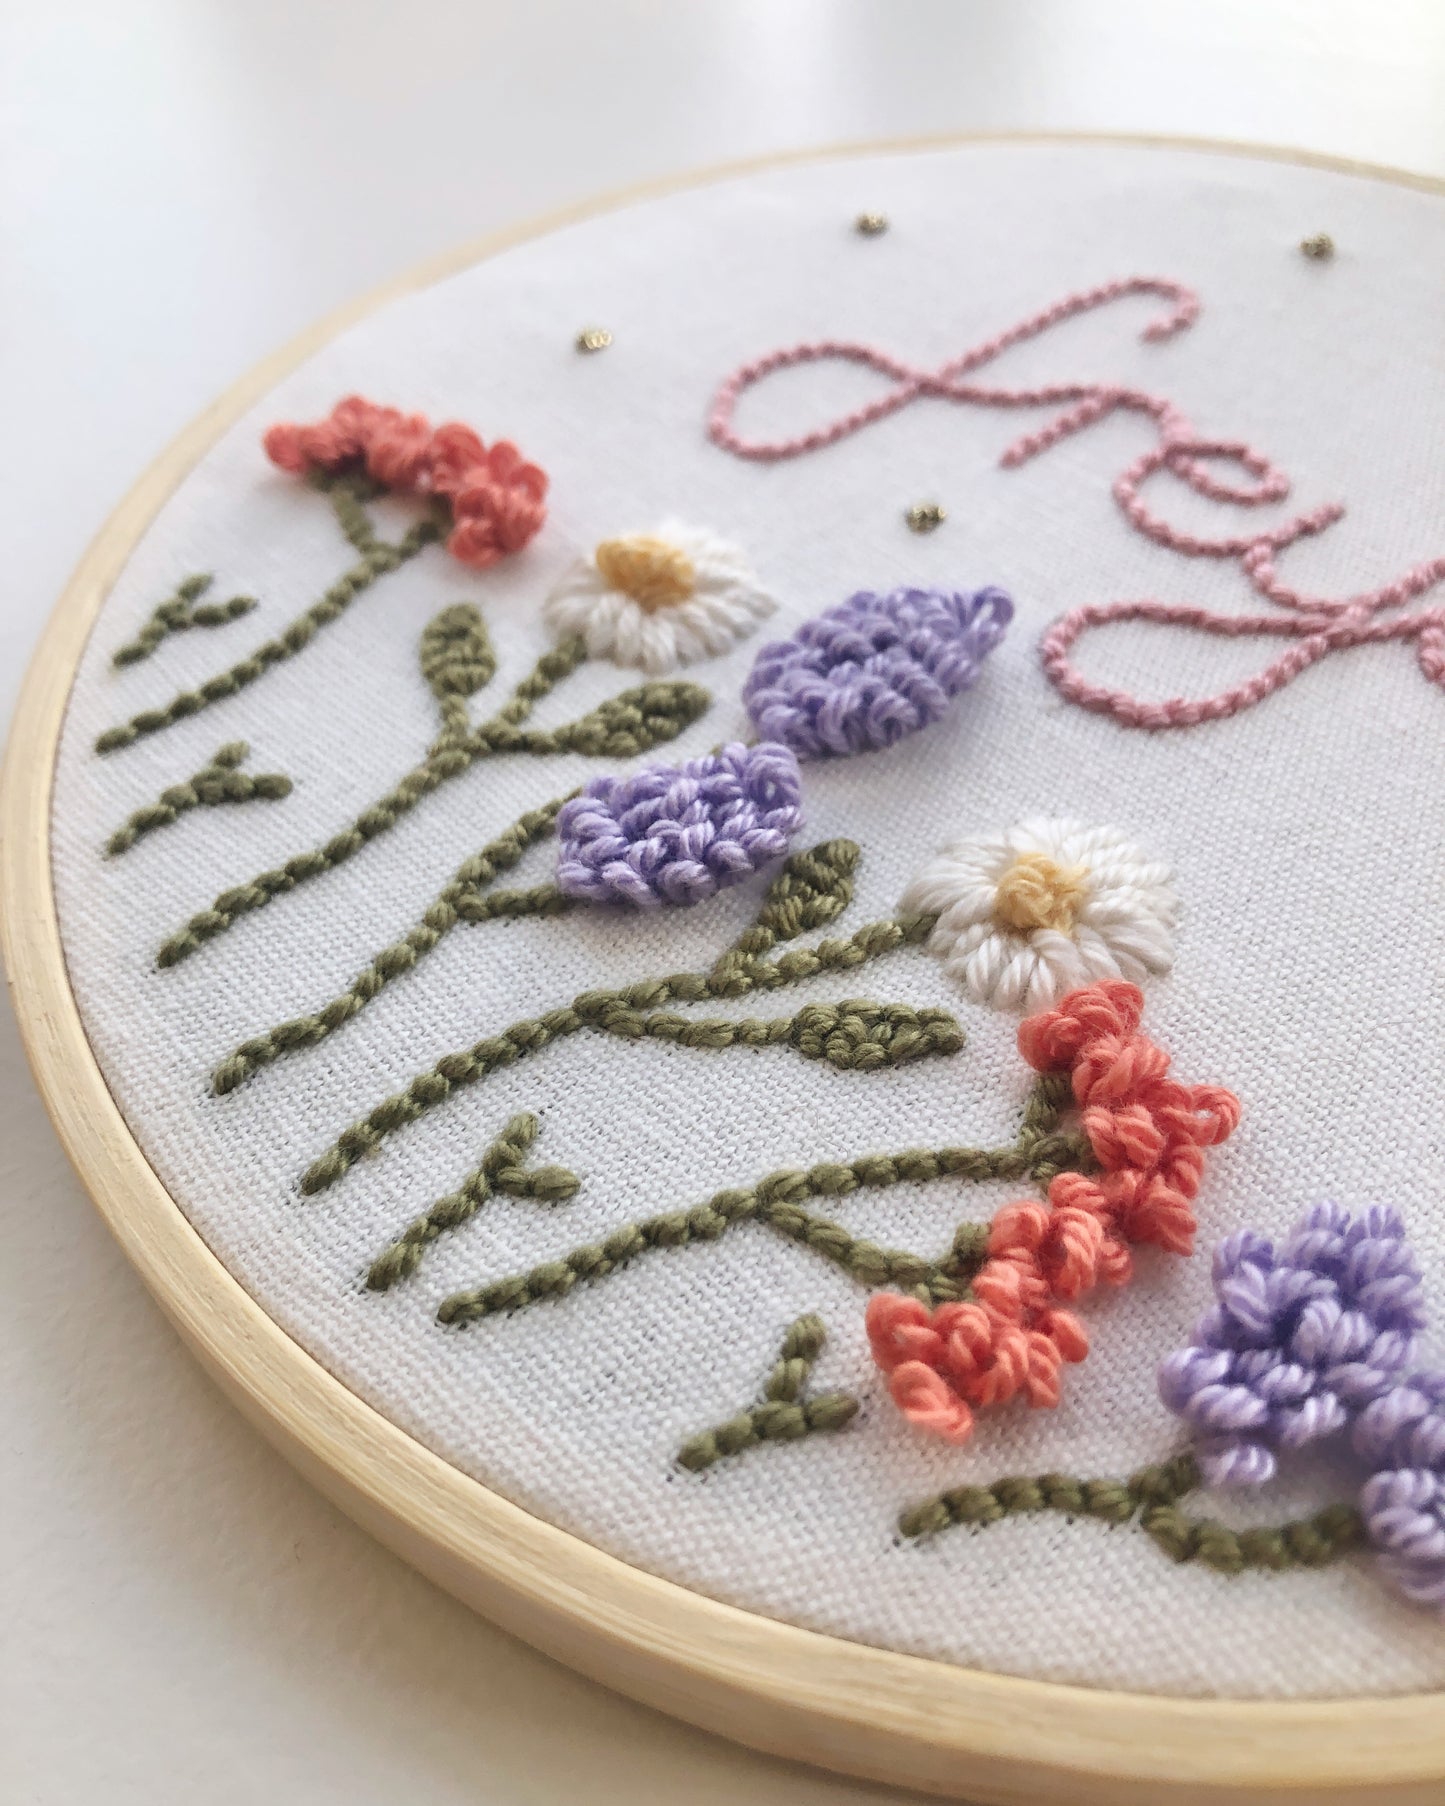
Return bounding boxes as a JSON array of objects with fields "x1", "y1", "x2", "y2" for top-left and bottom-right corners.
[
  {"x1": 869, "y1": 980, "x2": 1239, "y2": 1443},
  {"x1": 263, "y1": 395, "x2": 547, "y2": 569}
]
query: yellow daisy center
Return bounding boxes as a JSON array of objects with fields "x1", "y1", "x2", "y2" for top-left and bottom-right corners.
[
  {"x1": 594, "y1": 535, "x2": 697, "y2": 612},
  {"x1": 992, "y1": 852, "x2": 1091, "y2": 934}
]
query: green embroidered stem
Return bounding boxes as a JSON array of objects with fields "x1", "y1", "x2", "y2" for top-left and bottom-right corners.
[
  {"x1": 677, "y1": 1314, "x2": 858, "y2": 1471},
  {"x1": 111, "y1": 576, "x2": 258, "y2": 667},
  {"x1": 298, "y1": 911, "x2": 955, "y2": 1195},
  {"x1": 718, "y1": 839, "x2": 860, "y2": 966},
  {"x1": 104, "y1": 742, "x2": 292, "y2": 857},
  {"x1": 156, "y1": 648, "x2": 708, "y2": 968},
  {"x1": 897, "y1": 1452, "x2": 1366, "y2": 1575},
  {"x1": 435, "y1": 1075, "x2": 1085, "y2": 1324},
  {"x1": 96, "y1": 479, "x2": 441, "y2": 754},
  {"x1": 367, "y1": 1111, "x2": 579, "y2": 1291},
  {"x1": 211, "y1": 832, "x2": 867, "y2": 1096},
  {"x1": 211, "y1": 794, "x2": 577, "y2": 1094}
]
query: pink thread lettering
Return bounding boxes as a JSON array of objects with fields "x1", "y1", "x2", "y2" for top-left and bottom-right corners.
[{"x1": 708, "y1": 277, "x2": 1445, "y2": 729}]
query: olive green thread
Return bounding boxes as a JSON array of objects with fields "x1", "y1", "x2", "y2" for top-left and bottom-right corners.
[
  {"x1": 419, "y1": 602, "x2": 496, "y2": 743},
  {"x1": 676, "y1": 1315, "x2": 858, "y2": 1471},
  {"x1": 95, "y1": 477, "x2": 443, "y2": 755},
  {"x1": 717, "y1": 838, "x2": 860, "y2": 966},
  {"x1": 367, "y1": 1111, "x2": 578, "y2": 1291},
  {"x1": 104, "y1": 742, "x2": 292, "y2": 857},
  {"x1": 211, "y1": 834, "x2": 864, "y2": 1095},
  {"x1": 897, "y1": 1451, "x2": 1365, "y2": 1575},
  {"x1": 156, "y1": 613, "x2": 707, "y2": 966},
  {"x1": 111, "y1": 576, "x2": 258, "y2": 667},
  {"x1": 299, "y1": 908, "x2": 966, "y2": 1195},
  {"x1": 211, "y1": 794, "x2": 577, "y2": 1094},
  {"x1": 435, "y1": 1075, "x2": 1084, "y2": 1324}
]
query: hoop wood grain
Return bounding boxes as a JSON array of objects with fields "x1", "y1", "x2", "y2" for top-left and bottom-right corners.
[{"x1": 4, "y1": 133, "x2": 1445, "y2": 1804}]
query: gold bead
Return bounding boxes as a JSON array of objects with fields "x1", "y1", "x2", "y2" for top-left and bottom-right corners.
[
  {"x1": 575, "y1": 326, "x2": 613, "y2": 353},
  {"x1": 1299, "y1": 233, "x2": 1335, "y2": 261},
  {"x1": 906, "y1": 502, "x2": 946, "y2": 534},
  {"x1": 855, "y1": 211, "x2": 888, "y2": 237}
]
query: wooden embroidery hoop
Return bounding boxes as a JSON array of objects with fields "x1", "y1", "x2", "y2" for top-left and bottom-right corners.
[{"x1": 4, "y1": 133, "x2": 1444, "y2": 1806}]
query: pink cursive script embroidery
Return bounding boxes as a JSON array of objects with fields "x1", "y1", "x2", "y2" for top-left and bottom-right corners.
[{"x1": 707, "y1": 276, "x2": 1445, "y2": 729}]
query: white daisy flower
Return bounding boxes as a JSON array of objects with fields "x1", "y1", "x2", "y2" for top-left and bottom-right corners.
[
  {"x1": 542, "y1": 522, "x2": 777, "y2": 674},
  {"x1": 900, "y1": 818, "x2": 1178, "y2": 1013}
]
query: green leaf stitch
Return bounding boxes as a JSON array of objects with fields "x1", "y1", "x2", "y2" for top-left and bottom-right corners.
[
  {"x1": 110, "y1": 575, "x2": 258, "y2": 668},
  {"x1": 367, "y1": 1112, "x2": 578, "y2": 1291},
  {"x1": 297, "y1": 905, "x2": 965, "y2": 1196},
  {"x1": 435, "y1": 1073, "x2": 1084, "y2": 1323},
  {"x1": 104, "y1": 742, "x2": 291, "y2": 857},
  {"x1": 898, "y1": 1452, "x2": 1365, "y2": 1576},
  {"x1": 96, "y1": 476, "x2": 441, "y2": 753},
  {"x1": 677, "y1": 1314, "x2": 858, "y2": 1471}
]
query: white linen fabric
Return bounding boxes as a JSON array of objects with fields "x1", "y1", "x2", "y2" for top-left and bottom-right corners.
[{"x1": 48, "y1": 141, "x2": 1445, "y2": 1699}]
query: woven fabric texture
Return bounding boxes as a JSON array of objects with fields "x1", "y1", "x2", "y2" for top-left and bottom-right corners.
[{"x1": 49, "y1": 141, "x2": 1445, "y2": 1698}]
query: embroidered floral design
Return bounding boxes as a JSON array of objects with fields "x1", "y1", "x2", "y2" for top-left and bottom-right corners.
[
  {"x1": 867, "y1": 980, "x2": 1239, "y2": 1443},
  {"x1": 264, "y1": 395, "x2": 548, "y2": 568},
  {"x1": 676, "y1": 1314, "x2": 858, "y2": 1471},
  {"x1": 1357, "y1": 1376, "x2": 1445, "y2": 1609},
  {"x1": 1156, "y1": 1206, "x2": 1445, "y2": 1613},
  {"x1": 1158, "y1": 1204, "x2": 1426, "y2": 1486},
  {"x1": 742, "y1": 585, "x2": 1011, "y2": 759},
  {"x1": 900, "y1": 818, "x2": 1177, "y2": 1013},
  {"x1": 897, "y1": 1450, "x2": 1364, "y2": 1578},
  {"x1": 542, "y1": 523, "x2": 777, "y2": 673},
  {"x1": 105, "y1": 741, "x2": 291, "y2": 857},
  {"x1": 556, "y1": 741, "x2": 804, "y2": 908},
  {"x1": 707, "y1": 274, "x2": 1445, "y2": 729}
]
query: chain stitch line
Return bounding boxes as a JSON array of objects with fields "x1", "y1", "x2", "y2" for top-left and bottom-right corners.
[
  {"x1": 155, "y1": 618, "x2": 709, "y2": 968},
  {"x1": 897, "y1": 1451, "x2": 1364, "y2": 1575},
  {"x1": 435, "y1": 1072, "x2": 1082, "y2": 1324},
  {"x1": 367, "y1": 1111, "x2": 579, "y2": 1292},
  {"x1": 213, "y1": 838, "x2": 867, "y2": 1099},
  {"x1": 677, "y1": 1314, "x2": 858, "y2": 1471},
  {"x1": 96, "y1": 477, "x2": 441, "y2": 754},
  {"x1": 298, "y1": 911, "x2": 965, "y2": 1197},
  {"x1": 211, "y1": 793, "x2": 576, "y2": 1093},
  {"x1": 111, "y1": 575, "x2": 258, "y2": 668},
  {"x1": 104, "y1": 741, "x2": 292, "y2": 857},
  {"x1": 708, "y1": 276, "x2": 1445, "y2": 727}
]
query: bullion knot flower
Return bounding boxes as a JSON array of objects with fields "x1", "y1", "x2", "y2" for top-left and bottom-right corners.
[
  {"x1": 555, "y1": 741, "x2": 804, "y2": 908},
  {"x1": 742, "y1": 584, "x2": 1011, "y2": 759},
  {"x1": 542, "y1": 522, "x2": 777, "y2": 673},
  {"x1": 1358, "y1": 1467, "x2": 1445, "y2": 1609},
  {"x1": 867, "y1": 983, "x2": 1237, "y2": 1445},
  {"x1": 1354, "y1": 1370, "x2": 1445, "y2": 1609},
  {"x1": 1158, "y1": 1203, "x2": 1426, "y2": 1486},
  {"x1": 901, "y1": 820, "x2": 1177, "y2": 1013},
  {"x1": 865, "y1": 1293, "x2": 1087, "y2": 1445},
  {"x1": 263, "y1": 396, "x2": 547, "y2": 569}
]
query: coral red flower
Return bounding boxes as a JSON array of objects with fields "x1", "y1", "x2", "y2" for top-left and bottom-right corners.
[
  {"x1": 263, "y1": 395, "x2": 547, "y2": 570},
  {"x1": 869, "y1": 980, "x2": 1239, "y2": 1443}
]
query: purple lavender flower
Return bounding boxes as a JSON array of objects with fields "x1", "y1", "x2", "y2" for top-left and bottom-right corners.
[
  {"x1": 1355, "y1": 1373, "x2": 1445, "y2": 1610},
  {"x1": 556, "y1": 740, "x2": 803, "y2": 908},
  {"x1": 742, "y1": 585, "x2": 1012, "y2": 760},
  {"x1": 1358, "y1": 1469, "x2": 1445, "y2": 1609},
  {"x1": 1157, "y1": 1204, "x2": 1426, "y2": 1486}
]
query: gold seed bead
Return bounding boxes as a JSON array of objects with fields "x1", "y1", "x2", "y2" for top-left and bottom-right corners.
[
  {"x1": 855, "y1": 211, "x2": 888, "y2": 236},
  {"x1": 1299, "y1": 233, "x2": 1335, "y2": 261},
  {"x1": 575, "y1": 326, "x2": 613, "y2": 352},
  {"x1": 906, "y1": 501, "x2": 946, "y2": 533}
]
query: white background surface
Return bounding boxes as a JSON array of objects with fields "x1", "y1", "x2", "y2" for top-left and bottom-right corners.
[{"x1": 6, "y1": 4, "x2": 1445, "y2": 1800}]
